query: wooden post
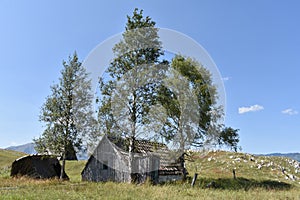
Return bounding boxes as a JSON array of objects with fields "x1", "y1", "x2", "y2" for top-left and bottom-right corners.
[
  {"x1": 232, "y1": 169, "x2": 236, "y2": 179},
  {"x1": 191, "y1": 173, "x2": 198, "y2": 187}
]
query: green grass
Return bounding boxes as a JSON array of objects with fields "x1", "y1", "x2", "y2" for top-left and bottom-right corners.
[
  {"x1": 0, "y1": 149, "x2": 25, "y2": 178},
  {"x1": 0, "y1": 149, "x2": 300, "y2": 199},
  {"x1": 0, "y1": 178, "x2": 299, "y2": 200},
  {"x1": 186, "y1": 151, "x2": 300, "y2": 185},
  {"x1": 65, "y1": 160, "x2": 86, "y2": 182}
]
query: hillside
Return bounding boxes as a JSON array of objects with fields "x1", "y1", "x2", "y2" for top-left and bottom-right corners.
[
  {"x1": 1, "y1": 148, "x2": 300, "y2": 186},
  {"x1": 0, "y1": 149, "x2": 26, "y2": 178},
  {"x1": 0, "y1": 149, "x2": 299, "y2": 199},
  {"x1": 186, "y1": 151, "x2": 300, "y2": 188}
]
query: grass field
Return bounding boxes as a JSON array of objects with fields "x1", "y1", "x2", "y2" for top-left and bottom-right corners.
[{"x1": 0, "y1": 149, "x2": 299, "y2": 199}]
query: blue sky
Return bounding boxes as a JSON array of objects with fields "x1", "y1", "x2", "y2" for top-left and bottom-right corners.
[{"x1": 0, "y1": 0, "x2": 299, "y2": 154}]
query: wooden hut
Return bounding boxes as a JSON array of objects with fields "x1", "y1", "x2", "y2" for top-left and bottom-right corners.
[
  {"x1": 81, "y1": 135, "x2": 185, "y2": 183},
  {"x1": 11, "y1": 155, "x2": 68, "y2": 179}
]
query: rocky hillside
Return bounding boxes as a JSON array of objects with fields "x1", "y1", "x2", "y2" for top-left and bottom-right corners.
[{"x1": 186, "y1": 151, "x2": 300, "y2": 185}]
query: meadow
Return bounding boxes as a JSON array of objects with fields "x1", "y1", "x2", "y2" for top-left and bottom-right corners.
[{"x1": 0, "y1": 150, "x2": 300, "y2": 200}]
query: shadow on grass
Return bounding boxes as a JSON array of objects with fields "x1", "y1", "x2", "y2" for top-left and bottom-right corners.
[{"x1": 196, "y1": 177, "x2": 292, "y2": 191}]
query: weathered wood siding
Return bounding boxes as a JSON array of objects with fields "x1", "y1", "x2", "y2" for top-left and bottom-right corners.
[
  {"x1": 158, "y1": 174, "x2": 182, "y2": 183},
  {"x1": 82, "y1": 137, "x2": 129, "y2": 182},
  {"x1": 134, "y1": 155, "x2": 159, "y2": 184},
  {"x1": 81, "y1": 135, "x2": 180, "y2": 184}
]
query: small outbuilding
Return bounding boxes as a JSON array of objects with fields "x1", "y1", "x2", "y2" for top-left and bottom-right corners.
[
  {"x1": 11, "y1": 155, "x2": 68, "y2": 179},
  {"x1": 81, "y1": 135, "x2": 185, "y2": 184}
]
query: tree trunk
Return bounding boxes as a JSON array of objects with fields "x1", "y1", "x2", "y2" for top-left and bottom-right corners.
[
  {"x1": 128, "y1": 91, "x2": 137, "y2": 183},
  {"x1": 128, "y1": 136, "x2": 135, "y2": 183},
  {"x1": 179, "y1": 153, "x2": 187, "y2": 181},
  {"x1": 60, "y1": 151, "x2": 66, "y2": 180}
]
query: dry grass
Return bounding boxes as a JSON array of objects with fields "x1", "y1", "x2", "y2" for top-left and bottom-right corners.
[
  {"x1": 0, "y1": 178, "x2": 299, "y2": 200},
  {"x1": 0, "y1": 149, "x2": 300, "y2": 199}
]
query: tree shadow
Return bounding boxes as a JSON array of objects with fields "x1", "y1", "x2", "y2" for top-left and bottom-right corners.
[{"x1": 197, "y1": 177, "x2": 292, "y2": 191}]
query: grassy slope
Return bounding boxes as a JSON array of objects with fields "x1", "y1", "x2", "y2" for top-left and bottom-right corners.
[
  {"x1": 0, "y1": 149, "x2": 299, "y2": 199},
  {"x1": 65, "y1": 160, "x2": 86, "y2": 182},
  {"x1": 186, "y1": 151, "x2": 300, "y2": 190},
  {"x1": 187, "y1": 151, "x2": 300, "y2": 181},
  {"x1": 0, "y1": 149, "x2": 26, "y2": 167},
  {"x1": 0, "y1": 149, "x2": 26, "y2": 178}
]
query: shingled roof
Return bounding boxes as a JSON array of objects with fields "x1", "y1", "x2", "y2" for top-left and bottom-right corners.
[{"x1": 106, "y1": 135, "x2": 184, "y2": 176}]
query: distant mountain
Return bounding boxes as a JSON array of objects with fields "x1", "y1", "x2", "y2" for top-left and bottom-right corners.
[
  {"x1": 7, "y1": 142, "x2": 298, "y2": 162},
  {"x1": 262, "y1": 153, "x2": 300, "y2": 162},
  {"x1": 5, "y1": 142, "x2": 88, "y2": 160},
  {"x1": 6, "y1": 143, "x2": 37, "y2": 154}
]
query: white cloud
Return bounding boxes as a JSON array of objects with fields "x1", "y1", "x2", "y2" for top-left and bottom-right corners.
[
  {"x1": 238, "y1": 104, "x2": 264, "y2": 114},
  {"x1": 282, "y1": 108, "x2": 298, "y2": 115},
  {"x1": 222, "y1": 77, "x2": 231, "y2": 81}
]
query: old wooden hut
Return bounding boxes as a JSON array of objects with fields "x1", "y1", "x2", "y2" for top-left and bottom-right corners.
[
  {"x1": 81, "y1": 135, "x2": 185, "y2": 183},
  {"x1": 11, "y1": 155, "x2": 68, "y2": 179}
]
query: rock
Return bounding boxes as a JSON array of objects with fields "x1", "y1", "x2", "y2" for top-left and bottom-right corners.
[
  {"x1": 206, "y1": 181, "x2": 217, "y2": 189},
  {"x1": 289, "y1": 174, "x2": 295, "y2": 181},
  {"x1": 257, "y1": 164, "x2": 262, "y2": 170},
  {"x1": 266, "y1": 162, "x2": 273, "y2": 167}
]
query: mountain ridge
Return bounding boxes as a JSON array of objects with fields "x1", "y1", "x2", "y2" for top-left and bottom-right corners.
[
  {"x1": 4, "y1": 142, "x2": 299, "y2": 162},
  {"x1": 5, "y1": 142, "x2": 37, "y2": 154},
  {"x1": 5, "y1": 142, "x2": 87, "y2": 160},
  {"x1": 262, "y1": 153, "x2": 300, "y2": 162}
]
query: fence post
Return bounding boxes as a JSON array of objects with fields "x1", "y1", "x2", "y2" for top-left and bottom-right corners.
[
  {"x1": 191, "y1": 173, "x2": 198, "y2": 187},
  {"x1": 232, "y1": 169, "x2": 236, "y2": 179}
]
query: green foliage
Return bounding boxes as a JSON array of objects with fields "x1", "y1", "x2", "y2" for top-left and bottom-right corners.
[
  {"x1": 218, "y1": 127, "x2": 240, "y2": 152},
  {"x1": 97, "y1": 8, "x2": 166, "y2": 182},
  {"x1": 97, "y1": 8, "x2": 165, "y2": 139},
  {"x1": 158, "y1": 55, "x2": 239, "y2": 151},
  {"x1": 34, "y1": 52, "x2": 97, "y2": 178},
  {"x1": 97, "y1": 8, "x2": 239, "y2": 156},
  {"x1": 157, "y1": 55, "x2": 220, "y2": 148}
]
